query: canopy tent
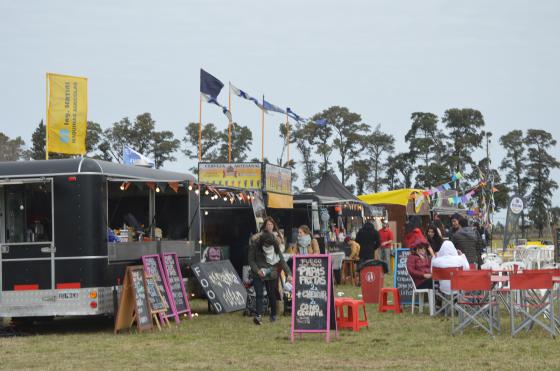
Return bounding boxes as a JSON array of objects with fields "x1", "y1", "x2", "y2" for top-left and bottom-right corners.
[
  {"x1": 358, "y1": 189, "x2": 422, "y2": 206},
  {"x1": 314, "y1": 173, "x2": 362, "y2": 203}
]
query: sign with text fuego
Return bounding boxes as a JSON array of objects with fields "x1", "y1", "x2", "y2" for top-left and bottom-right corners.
[
  {"x1": 162, "y1": 253, "x2": 192, "y2": 318},
  {"x1": 192, "y1": 260, "x2": 247, "y2": 313},
  {"x1": 142, "y1": 254, "x2": 179, "y2": 323},
  {"x1": 394, "y1": 248, "x2": 414, "y2": 305},
  {"x1": 291, "y1": 254, "x2": 336, "y2": 342}
]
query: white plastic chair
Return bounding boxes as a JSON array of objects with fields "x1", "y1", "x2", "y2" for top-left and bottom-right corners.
[{"x1": 405, "y1": 265, "x2": 434, "y2": 315}]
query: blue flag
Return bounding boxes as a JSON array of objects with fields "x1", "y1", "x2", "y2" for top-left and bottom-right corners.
[
  {"x1": 200, "y1": 69, "x2": 232, "y2": 121},
  {"x1": 286, "y1": 108, "x2": 304, "y2": 122},
  {"x1": 314, "y1": 118, "x2": 328, "y2": 126},
  {"x1": 229, "y1": 83, "x2": 264, "y2": 110},
  {"x1": 262, "y1": 98, "x2": 286, "y2": 114}
]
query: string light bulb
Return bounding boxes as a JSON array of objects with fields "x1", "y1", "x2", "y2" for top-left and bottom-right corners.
[
  {"x1": 188, "y1": 184, "x2": 193, "y2": 191},
  {"x1": 120, "y1": 183, "x2": 125, "y2": 191},
  {"x1": 205, "y1": 190, "x2": 209, "y2": 195},
  {"x1": 194, "y1": 189, "x2": 200, "y2": 195},
  {"x1": 155, "y1": 185, "x2": 160, "y2": 193}
]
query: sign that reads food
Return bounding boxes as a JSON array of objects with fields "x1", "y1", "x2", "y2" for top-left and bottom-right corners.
[
  {"x1": 291, "y1": 254, "x2": 335, "y2": 342},
  {"x1": 192, "y1": 260, "x2": 247, "y2": 313},
  {"x1": 394, "y1": 248, "x2": 414, "y2": 304},
  {"x1": 198, "y1": 162, "x2": 262, "y2": 190},
  {"x1": 264, "y1": 163, "x2": 292, "y2": 195}
]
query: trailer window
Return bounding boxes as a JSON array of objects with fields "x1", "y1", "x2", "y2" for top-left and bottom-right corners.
[{"x1": 2, "y1": 183, "x2": 52, "y2": 243}]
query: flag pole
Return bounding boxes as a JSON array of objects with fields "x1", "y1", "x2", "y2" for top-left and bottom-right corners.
[
  {"x1": 285, "y1": 112, "x2": 290, "y2": 165},
  {"x1": 45, "y1": 73, "x2": 49, "y2": 160},
  {"x1": 261, "y1": 95, "x2": 265, "y2": 162},
  {"x1": 228, "y1": 83, "x2": 232, "y2": 163},
  {"x1": 198, "y1": 94, "x2": 202, "y2": 161}
]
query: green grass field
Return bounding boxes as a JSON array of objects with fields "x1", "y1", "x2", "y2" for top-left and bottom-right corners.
[{"x1": 1, "y1": 278, "x2": 560, "y2": 370}]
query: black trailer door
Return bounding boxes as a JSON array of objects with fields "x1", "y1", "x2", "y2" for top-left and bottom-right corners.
[{"x1": 0, "y1": 179, "x2": 55, "y2": 291}]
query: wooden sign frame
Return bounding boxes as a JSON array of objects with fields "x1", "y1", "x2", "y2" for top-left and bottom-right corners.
[
  {"x1": 114, "y1": 265, "x2": 153, "y2": 334},
  {"x1": 145, "y1": 275, "x2": 170, "y2": 331},
  {"x1": 290, "y1": 254, "x2": 336, "y2": 343},
  {"x1": 161, "y1": 252, "x2": 192, "y2": 319},
  {"x1": 142, "y1": 254, "x2": 180, "y2": 324}
]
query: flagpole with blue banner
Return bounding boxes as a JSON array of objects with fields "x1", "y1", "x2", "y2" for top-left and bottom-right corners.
[
  {"x1": 261, "y1": 95, "x2": 265, "y2": 162},
  {"x1": 285, "y1": 111, "x2": 290, "y2": 164},
  {"x1": 198, "y1": 93, "x2": 202, "y2": 160}
]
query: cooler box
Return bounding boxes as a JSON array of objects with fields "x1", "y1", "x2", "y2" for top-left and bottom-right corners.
[{"x1": 360, "y1": 266, "x2": 384, "y2": 304}]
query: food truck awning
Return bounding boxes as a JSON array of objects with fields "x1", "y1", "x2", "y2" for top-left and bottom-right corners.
[
  {"x1": 0, "y1": 158, "x2": 196, "y2": 182},
  {"x1": 358, "y1": 189, "x2": 423, "y2": 206}
]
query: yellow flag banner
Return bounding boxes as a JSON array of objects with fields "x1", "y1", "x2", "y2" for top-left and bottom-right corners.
[{"x1": 46, "y1": 73, "x2": 87, "y2": 155}]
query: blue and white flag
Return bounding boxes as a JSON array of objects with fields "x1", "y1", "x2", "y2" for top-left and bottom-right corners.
[
  {"x1": 123, "y1": 146, "x2": 155, "y2": 168},
  {"x1": 314, "y1": 118, "x2": 328, "y2": 126},
  {"x1": 286, "y1": 108, "x2": 305, "y2": 122},
  {"x1": 229, "y1": 83, "x2": 264, "y2": 110},
  {"x1": 200, "y1": 69, "x2": 232, "y2": 121},
  {"x1": 262, "y1": 98, "x2": 286, "y2": 114}
]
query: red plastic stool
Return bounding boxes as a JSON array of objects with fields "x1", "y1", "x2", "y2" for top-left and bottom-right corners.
[
  {"x1": 335, "y1": 298, "x2": 352, "y2": 329},
  {"x1": 336, "y1": 298, "x2": 369, "y2": 331},
  {"x1": 378, "y1": 288, "x2": 402, "y2": 313}
]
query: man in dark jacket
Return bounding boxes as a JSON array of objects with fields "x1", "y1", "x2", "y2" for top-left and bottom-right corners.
[
  {"x1": 355, "y1": 222, "x2": 381, "y2": 262},
  {"x1": 248, "y1": 231, "x2": 291, "y2": 324},
  {"x1": 451, "y1": 218, "x2": 484, "y2": 266}
]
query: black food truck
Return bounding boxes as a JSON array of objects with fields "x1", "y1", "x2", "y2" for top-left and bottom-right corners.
[{"x1": 0, "y1": 158, "x2": 199, "y2": 318}]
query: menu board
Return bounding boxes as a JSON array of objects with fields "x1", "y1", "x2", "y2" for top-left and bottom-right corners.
[
  {"x1": 162, "y1": 253, "x2": 191, "y2": 317},
  {"x1": 146, "y1": 276, "x2": 167, "y2": 312},
  {"x1": 130, "y1": 268, "x2": 152, "y2": 329},
  {"x1": 394, "y1": 248, "x2": 413, "y2": 304},
  {"x1": 114, "y1": 265, "x2": 153, "y2": 333},
  {"x1": 192, "y1": 260, "x2": 247, "y2": 313},
  {"x1": 291, "y1": 254, "x2": 335, "y2": 342},
  {"x1": 142, "y1": 254, "x2": 179, "y2": 323}
]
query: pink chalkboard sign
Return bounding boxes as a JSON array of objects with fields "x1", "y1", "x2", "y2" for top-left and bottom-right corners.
[
  {"x1": 141, "y1": 254, "x2": 179, "y2": 324},
  {"x1": 161, "y1": 252, "x2": 192, "y2": 319},
  {"x1": 290, "y1": 254, "x2": 337, "y2": 342}
]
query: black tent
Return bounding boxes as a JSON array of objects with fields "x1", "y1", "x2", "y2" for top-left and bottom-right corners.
[{"x1": 314, "y1": 173, "x2": 361, "y2": 202}]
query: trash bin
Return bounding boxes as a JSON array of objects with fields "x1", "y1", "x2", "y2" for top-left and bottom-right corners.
[{"x1": 360, "y1": 265, "x2": 384, "y2": 304}]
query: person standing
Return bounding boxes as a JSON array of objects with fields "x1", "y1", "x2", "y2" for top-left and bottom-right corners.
[
  {"x1": 378, "y1": 220, "x2": 394, "y2": 262},
  {"x1": 355, "y1": 222, "x2": 381, "y2": 262},
  {"x1": 451, "y1": 218, "x2": 484, "y2": 267},
  {"x1": 426, "y1": 224, "x2": 444, "y2": 256},
  {"x1": 296, "y1": 225, "x2": 320, "y2": 254},
  {"x1": 248, "y1": 231, "x2": 292, "y2": 324}
]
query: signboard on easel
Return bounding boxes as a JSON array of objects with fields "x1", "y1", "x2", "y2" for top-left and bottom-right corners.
[
  {"x1": 162, "y1": 252, "x2": 192, "y2": 318},
  {"x1": 291, "y1": 254, "x2": 336, "y2": 342},
  {"x1": 142, "y1": 254, "x2": 179, "y2": 324},
  {"x1": 114, "y1": 265, "x2": 153, "y2": 333}
]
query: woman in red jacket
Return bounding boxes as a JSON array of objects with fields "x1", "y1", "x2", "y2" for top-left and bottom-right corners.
[{"x1": 406, "y1": 242, "x2": 432, "y2": 289}]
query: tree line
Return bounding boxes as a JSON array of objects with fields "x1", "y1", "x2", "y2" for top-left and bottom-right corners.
[{"x1": 0, "y1": 107, "x2": 558, "y2": 236}]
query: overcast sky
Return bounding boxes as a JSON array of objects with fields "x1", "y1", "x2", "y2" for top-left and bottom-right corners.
[{"x1": 1, "y1": 0, "x2": 559, "y2": 213}]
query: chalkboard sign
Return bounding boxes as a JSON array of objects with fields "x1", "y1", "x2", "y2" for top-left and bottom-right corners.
[
  {"x1": 394, "y1": 248, "x2": 413, "y2": 305},
  {"x1": 162, "y1": 253, "x2": 192, "y2": 318},
  {"x1": 114, "y1": 265, "x2": 153, "y2": 333},
  {"x1": 146, "y1": 275, "x2": 167, "y2": 312},
  {"x1": 291, "y1": 254, "x2": 335, "y2": 342},
  {"x1": 142, "y1": 254, "x2": 179, "y2": 323},
  {"x1": 192, "y1": 260, "x2": 247, "y2": 313}
]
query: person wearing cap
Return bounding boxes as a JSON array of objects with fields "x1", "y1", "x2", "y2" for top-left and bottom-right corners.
[{"x1": 248, "y1": 231, "x2": 292, "y2": 325}]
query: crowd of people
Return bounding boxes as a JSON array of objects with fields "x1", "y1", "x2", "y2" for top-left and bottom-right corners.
[
  {"x1": 406, "y1": 213, "x2": 487, "y2": 296},
  {"x1": 245, "y1": 212, "x2": 488, "y2": 325}
]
